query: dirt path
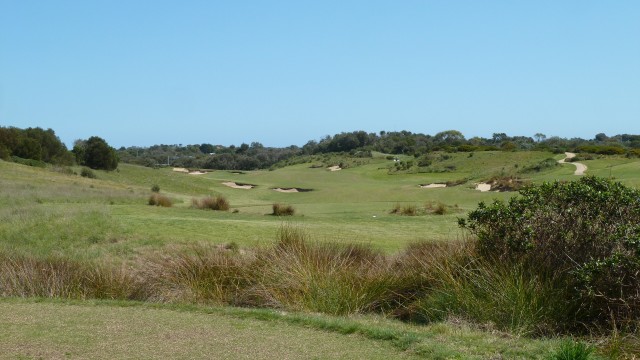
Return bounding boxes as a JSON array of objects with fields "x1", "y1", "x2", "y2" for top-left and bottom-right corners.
[{"x1": 558, "y1": 152, "x2": 587, "y2": 175}]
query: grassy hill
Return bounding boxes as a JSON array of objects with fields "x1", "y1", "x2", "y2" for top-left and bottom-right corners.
[{"x1": 1, "y1": 151, "x2": 639, "y2": 358}]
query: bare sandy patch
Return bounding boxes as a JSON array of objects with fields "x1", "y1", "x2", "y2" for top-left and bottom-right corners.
[
  {"x1": 475, "y1": 183, "x2": 491, "y2": 192},
  {"x1": 172, "y1": 168, "x2": 189, "y2": 173},
  {"x1": 420, "y1": 183, "x2": 447, "y2": 188},
  {"x1": 188, "y1": 171, "x2": 207, "y2": 175},
  {"x1": 328, "y1": 166, "x2": 342, "y2": 171},
  {"x1": 222, "y1": 182, "x2": 254, "y2": 189}
]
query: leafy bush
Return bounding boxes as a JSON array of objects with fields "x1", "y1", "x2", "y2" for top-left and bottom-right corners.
[
  {"x1": 192, "y1": 196, "x2": 230, "y2": 211},
  {"x1": 148, "y1": 193, "x2": 172, "y2": 207},
  {"x1": 80, "y1": 167, "x2": 97, "y2": 179},
  {"x1": 459, "y1": 176, "x2": 640, "y2": 326},
  {"x1": 272, "y1": 203, "x2": 295, "y2": 216},
  {"x1": 151, "y1": 184, "x2": 160, "y2": 193}
]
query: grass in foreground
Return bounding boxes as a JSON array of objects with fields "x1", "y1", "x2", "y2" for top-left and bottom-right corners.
[{"x1": 0, "y1": 298, "x2": 565, "y2": 359}]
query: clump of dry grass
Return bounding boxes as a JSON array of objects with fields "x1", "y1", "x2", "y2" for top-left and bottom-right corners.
[
  {"x1": 390, "y1": 203, "x2": 418, "y2": 216},
  {"x1": 148, "y1": 193, "x2": 172, "y2": 207},
  {"x1": 0, "y1": 252, "x2": 139, "y2": 300},
  {"x1": 192, "y1": 196, "x2": 230, "y2": 211},
  {"x1": 272, "y1": 203, "x2": 295, "y2": 216}
]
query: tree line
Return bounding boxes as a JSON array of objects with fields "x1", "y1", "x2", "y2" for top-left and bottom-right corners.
[
  {"x1": 0, "y1": 126, "x2": 118, "y2": 170},
  {"x1": 2, "y1": 125, "x2": 639, "y2": 171},
  {"x1": 118, "y1": 130, "x2": 640, "y2": 170}
]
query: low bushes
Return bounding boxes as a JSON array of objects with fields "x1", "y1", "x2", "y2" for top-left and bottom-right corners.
[{"x1": 80, "y1": 167, "x2": 97, "y2": 179}]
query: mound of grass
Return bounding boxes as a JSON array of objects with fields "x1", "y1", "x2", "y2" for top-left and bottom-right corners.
[
  {"x1": 192, "y1": 196, "x2": 230, "y2": 211},
  {"x1": 148, "y1": 193, "x2": 172, "y2": 207},
  {"x1": 272, "y1": 203, "x2": 295, "y2": 216}
]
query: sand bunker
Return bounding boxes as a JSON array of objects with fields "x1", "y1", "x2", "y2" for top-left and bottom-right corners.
[
  {"x1": 272, "y1": 187, "x2": 313, "y2": 193},
  {"x1": 420, "y1": 183, "x2": 447, "y2": 189},
  {"x1": 189, "y1": 171, "x2": 207, "y2": 175},
  {"x1": 273, "y1": 188, "x2": 299, "y2": 193},
  {"x1": 328, "y1": 166, "x2": 342, "y2": 171},
  {"x1": 475, "y1": 183, "x2": 492, "y2": 192},
  {"x1": 172, "y1": 167, "x2": 189, "y2": 173},
  {"x1": 222, "y1": 182, "x2": 254, "y2": 189}
]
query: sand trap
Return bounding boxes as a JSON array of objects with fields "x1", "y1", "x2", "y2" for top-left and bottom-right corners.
[
  {"x1": 475, "y1": 183, "x2": 492, "y2": 192},
  {"x1": 172, "y1": 167, "x2": 189, "y2": 173},
  {"x1": 420, "y1": 183, "x2": 447, "y2": 188},
  {"x1": 328, "y1": 166, "x2": 342, "y2": 171},
  {"x1": 273, "y1": 188, "x2": 299, "y2": 193},
  {"x1": 222, "y1": 182, "x2": 254, "y2": 189},
  {"x1": 558, "y1": 152, "x2": 587, "y2": 175},
  {"x1": 189, "y1": 171, "x2": 207, "y2": 175}
]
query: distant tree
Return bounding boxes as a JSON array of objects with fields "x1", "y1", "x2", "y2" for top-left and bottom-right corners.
[
  {"x1": 75, "y1": 136, "x2": 118, "y2": 170},
  {"x1": 595, "y1": 133, "x2": 609, "y2": 142},
  {"x1": 492, "y1": 133, "x2": 508, "y2": 144},
  {"x1": 199, "y1": 143, "x2": 216, "y2": 154},
  {"x1": 534, "y1": 133, "x2": 547, "y2": 142},
  {"x1": 434, "y1": 130, "x2": 465, "y2": 145}
]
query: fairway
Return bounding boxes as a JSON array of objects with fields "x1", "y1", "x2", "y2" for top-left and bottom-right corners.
[{"x1": 2, "y1": 152, "x2": 640, "y2": 259}]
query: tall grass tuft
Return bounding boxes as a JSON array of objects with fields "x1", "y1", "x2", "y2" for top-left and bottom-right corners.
[
  {"x1": 0, "y1": 252, "x2": 139, "y2": 300},
  {"x1": 272, "y1": 203, "x2": 295, "y2": 216},
  {"x1": 148, "y1": 193, "x2": 172, "y2": 207},
  {"x1": 192, "y1": 196, "x2": 230, "y2": 211},
  {"x1": 549, "y1": 340, "x2": 596, "y2": 360},
  {"x1": 137, "y1": 245, "x2": 251, "y2": 304}
]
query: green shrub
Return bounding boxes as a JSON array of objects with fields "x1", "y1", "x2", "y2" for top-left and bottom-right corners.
[
  {"x1": 151, "y1": 184, "x2": 160, "y2": 193},
  {"x1": 459, "y1": 176, "x2": 640, "y2": 327},
  {"x1": 272, "y1": 203, "x2": 295, "y2": 216},
  {"x1": 148, "y1": 193, "x2": 172, "y2": 207},
  {"x1": 80, "y1": 167, "x2": 97, "y2": 179}
]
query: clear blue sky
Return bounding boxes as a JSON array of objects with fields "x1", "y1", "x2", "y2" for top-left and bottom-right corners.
[{"x1": 1, "y1": 1, "x2": 639, "y2": 148}]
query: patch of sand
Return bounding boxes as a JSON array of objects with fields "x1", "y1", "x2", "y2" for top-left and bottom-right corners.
[
  {"x1": 273, "y1": 188, "x2": 299, "y2": 193},
  {"x1": 222, "y1": 182, "x2": 254, "y2": 189},
  {"x1": 475, "y1": 183, "x2": 492, "y2": 192},
  {"x1": 172, "y1": 167, "x2": 189, "y2": 173},
  {"x1": 328, "y1": 166, "x2": 342, "y2": 171},
  {"x1": 420, "y1": 183, "x2": 447, "y2": 188},
  {"x1": 558, "y1": 152, "x2": 587, "y2": 175},
  {"x1": 189, "y1": 171, "x2": 207, "y2": 175}
]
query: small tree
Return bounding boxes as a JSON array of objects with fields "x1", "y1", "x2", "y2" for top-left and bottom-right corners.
[{"x1": 74, "y1": 136, "x2": 118, "y2": 170}]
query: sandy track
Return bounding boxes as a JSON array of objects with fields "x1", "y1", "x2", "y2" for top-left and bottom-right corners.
[{"x1": 558, "y1": 152, "x2": 587, "y2": 175}]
